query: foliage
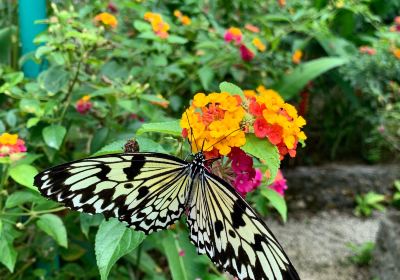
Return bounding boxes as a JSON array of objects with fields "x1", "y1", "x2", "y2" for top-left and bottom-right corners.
[
  {"x1": 354, "y1": 192, "x2": 386, "y2": 217},
  {"x1": 347, "y1": 242, "x2": 375, "y2": 266},
  {"x1": 392, "y1": 180, "x2": 400, "y2": 208},
  {"x1": 0, "y1": 0, "x2": 399, "y2": 278}
]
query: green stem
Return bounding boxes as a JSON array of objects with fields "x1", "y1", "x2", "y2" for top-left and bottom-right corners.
[
  {"x1": 0, "y1": 164, "x2": 10, "y2": 210},
  {"x1": 2, "y1": 206, "x2": 66, "y2": 217}
]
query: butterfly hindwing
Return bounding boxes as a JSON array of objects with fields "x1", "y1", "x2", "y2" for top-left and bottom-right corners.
[
  {"x1": 34, "y1": 153, "x2": 191, "y2": 234},
  {"x1": 186, "y1": 171, "x2": 300, "y2": 280}
]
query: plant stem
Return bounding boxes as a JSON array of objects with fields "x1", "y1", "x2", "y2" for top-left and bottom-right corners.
[
  {"x1": 0, "y1": 164, "x2": 10, "y2": 210},
  {"x1": 134, "y1": 243, "x2": 143, "y2": 279}
]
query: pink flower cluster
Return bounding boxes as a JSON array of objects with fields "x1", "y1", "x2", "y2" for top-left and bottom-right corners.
[
  {"x1": 224, "y1": 27, "x2": 255, "y2": 62},
  {"x1": 268, "y1": 170, "x2": 288, "y2": 196},
  {"x1": 228, "y1": 147, "x2": 262, "y2": 196},
  {"x1": 0, "y1": 133, "x2": 27, "y2": 159},
  {"x1": 76, "y1": 96, "x2": 92, "y2": 114}
]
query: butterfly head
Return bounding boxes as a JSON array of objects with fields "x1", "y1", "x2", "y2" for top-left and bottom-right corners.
[{"x1": 192, "y1": 152, "x2": 205, "y2": 166}]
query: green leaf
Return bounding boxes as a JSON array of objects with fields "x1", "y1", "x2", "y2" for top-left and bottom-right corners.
[
  {"x1": 42, "y1": 124, "x2": 67, "y2": 150},
  {"x1": 92, "y1": 140, "x2": 125, "y2": 156},
  {"x1": 133, "y1": 20, "x2": 152, "y2": 32},
  {"x1": 5, "y1": 191, "x2": 46, "y2": 208},
  {"x1": 6, "y1": 110, "x2": 17, "y2": 127},
  {"x1": 90, "y1": 127, "x2": 109, "y2": 154},
  {"x1": 219, "y1": 81, "x2": 245, "y2": 100},
  {"x1": 95, "y1": 219, "x2": 145, "y2": 280},
  {"x1": 38, "y1": 65, "x2": 70, "y2": 94},
  {"x1": 80, "y1": 213, "x2": 104, "y2": 238},
  {"x1": 136, "y1": 120, "x2": 182, "y2": 137},
  {"x1": 9, "y1": 164, "x2": 38, "y2": 191},
  {"x1": 273, "y1": 57, "x2": 349, "y2": 99},
  {"x1": 167, "y1": 35, "x2": 188, "y2": 44},
  {"x1": 27, "y1": 117, "x2": 40, "y2": 128},
  {"x1": 242, "y1": 134, "x2": 280, "y2": 184},
  {"x1": 198, "y1": 66, "x2": 214, "y2": 91},
  {"x1": 0, "y1": 224, "x2": 18, "y2": 272},
  {"x1": 260, "y1": 188, "x2": 287, "y2": 222},
  {"x1": 136, "y1": 136, "x2": 167, "y2": 153},
  {"x1": 0, "y1": 27, "x2": 13, "y2": 64},
  {"x1": 35, "y1": 45, "x2": 55, "y2": 59},
  {"x1": 162, "y1": 231, "x2": 208, "y2": 280},
  {"x1": 20, "y1": 99, "x2": 41, "y2": 115},
  {"x1": 36, "y1": 214, "x2": 68, "y2": 248}
]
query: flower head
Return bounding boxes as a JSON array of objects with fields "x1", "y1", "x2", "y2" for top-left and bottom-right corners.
[
  {"x1": 144, "y1": 12, "x2": 170, "y2": 39},
  {"x1": 252, "y1": 37, "x2": 266, "y2": 52},
  {"x1": 247, "y1": 86, "x2": 306, "y2": 159},
  {"x1": 292, "y1": 50, "x2": 303, "y2": 64},
  {"x1": 245, "y1": 24, "x2": 260, "y2": 33},
  {"x1": 269, "y1": 170, "x2": 288, "y2": 196},
  {"x1": 239, "y1": 44, "x2": 255, "y2": 61},
  {"x1": 0, "y1": 133, "x2": 27, "y2": 159},
  {"x1": 359, "y1": 46, "x2": 376, "y2": 55},
  {"x1": 181, "y1": 92, "x2": 245, "y2": 155},
  {"x1": 174, "y1": 10, "x2": 191, "y2": 25},
  {"x1": 224, "y1": 27, "x2": 243, "y2": 43},
  {"x1": 392, "y1": 48, "x2": 400, "y2": 59},
  {"x1": 76, "y1": 95, "x2": 92, "y2": 114},
  {"x1": 94, "y1": 12, "x2": 118, "y2": 28}
]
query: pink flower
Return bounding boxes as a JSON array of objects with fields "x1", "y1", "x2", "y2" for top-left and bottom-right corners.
[
  {"x1": 76, "y1": 95, "x2": 92, "y2": 114},
  {"x1": 253, "y1": 168, "x2": 262, "y2": 187},
  {"x1": 269, "y1": 170, "x2": 288, "y2": 196},
  {"x1": 239, "y1": 44, "x2": 254, "y2": 61},
  {"x1": 107, "y1": 2, "x2": 118, "y2": 13},
  {"x1": 224, "y1": 27, "x2": 242, "y2": 43},
  {"x1": 234, "y1": 173, "x2": 255, "y2": 195},
  {"x1": 178, "y1": 250, "x2": 185, "y2": 257}
]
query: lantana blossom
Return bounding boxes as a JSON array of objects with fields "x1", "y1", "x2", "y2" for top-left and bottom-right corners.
[
  {"x1": 224, "y1": 27, "x2": 243, "y2": 43},
  {"x1": 94, "y1": 12, "x2": 118, "y2": 28},
  {"x1": 0, "y1": 133, "x2": 27, "y2": 159},
  {"x1": 76, "y1": 95, "x2": 92, "y2": 114},
  {"x1": 144, "y1": 12, "x2": 170, "y2": 39}
]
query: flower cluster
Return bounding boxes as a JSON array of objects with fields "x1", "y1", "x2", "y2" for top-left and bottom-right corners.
[
  {"x1": 173, "y1": 10, "x2": 191, "y2": 25},
  {"x1": 245, "y1": 86, "x2": 307, "y2": 159},
  {"x1": 229, "y1": 148, "x2": 262, "y2": 196},
  {"x1": 0, "y1": 133, "x2": 27, "y2": 159},
  {"x1": 359, "y1": 46, "x2": 376, "y2": 55},
  {"x1": 144, "y1": 12, "x2": 170, "y2": 39},
  {"x1": 393, "y1": 47, "x2": 400, "y2": 59},
  {"x1": 180, "y1": 92, "x2": 245, "y2": 156},
  {"x1": 268, "y1": 170, "x2": 288, "y2": 196},
  {"x1": 76, "y1": 95, "x2": 92, "y2": 114},
  {"x1": 292, "y1": 50, "x2": 303, "y2": 64},
  {"x1": 224, "y1": 27, "x2": 267, "y2": 61},
  {"x1": 94, "y1": 12, "x2": 118, "y2": 28}
]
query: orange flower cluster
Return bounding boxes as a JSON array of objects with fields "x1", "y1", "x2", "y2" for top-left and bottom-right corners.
[
  {"x1": 245, "y1": 86, "x2": 307, "y2": 159},
  {"x1": 0, "y1": 133, "x2": 27, "y2": 159},
  {"x1": 94, "y1": 12, "x2": 118, "y2": 28},
  {"x1": 173, "y1": 10, "x2": 191, "y2": 25},
  {"x1": 181, "y1": 92, "x2": 245, "y2": 156},
  {"x1": 292, "y1": 50, "x2": 303, "y2": 64},
  {"x1": 393, "y1": 48, "x2": 400, "y2": 59},
  {"x1": 252, "y1": 37, "x2": 266, "y2": 52},
  {"x1": 144, "y1": 12, "x2": 170, "y2": 39}
]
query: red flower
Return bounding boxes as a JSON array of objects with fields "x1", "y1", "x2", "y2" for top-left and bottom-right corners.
[
  {"x1": 253, "y1": 118, "x2": 269, "y2": 138},
  {"x1": 265, "y1": 124, "x2": 282, "y2": 145},
  {"x1": 249, "y1": 99, "x2": 265, "y2": 117},
  {"x1": 239, "y1": 44, "x2": 255, "y2": 61}
]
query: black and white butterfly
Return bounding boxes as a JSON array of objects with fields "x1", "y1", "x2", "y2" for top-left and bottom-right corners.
[{"x1": 34, "y1": 142, "x2": 300, "y2": 280}]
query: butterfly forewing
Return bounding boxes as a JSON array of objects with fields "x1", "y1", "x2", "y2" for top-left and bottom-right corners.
[
  {"x1": 34, "y1": 153, "x2": 191, "y2": 234},
  {"x1": 186, "y1": 171, "x2": 300, "y2": 280}
]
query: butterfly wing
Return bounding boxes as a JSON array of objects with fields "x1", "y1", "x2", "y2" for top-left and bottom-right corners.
[
  {"x1": 186, "y1": 171, "x2": 300, "y2": 280},
  {"x1": 34, "y1": 153, "x2": 191, "y2": 234}
]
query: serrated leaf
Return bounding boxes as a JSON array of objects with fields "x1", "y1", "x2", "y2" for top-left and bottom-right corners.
[
  {"x1": 136, "y1": 120, "x2": 182, "y2": 137},
  {"x1": 36, "y1": 214, "x2": 68, "y2": 248},
  {"x1": 242, "y1": 134, "x2": 280, "y2": 184},
  {"x1": 261, "y1": 188, "x2": 287, "y2": 222},
  {"x1": 80, "y1": 213, "x2": 104, "y2": 238},
  {"x1": 42, "y1": 124, "x2": 66, "y2": 150},
  {"x1": 95, "y1": 219, "x2": 145, "y2": 280},
  {"x1": 219, "y1": 81, "x2": 245, "y2": 100},
  {"x1": 9, "y1": 164, "x2": 38, "y2": 191}
]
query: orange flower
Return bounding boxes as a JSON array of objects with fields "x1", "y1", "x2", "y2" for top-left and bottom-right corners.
[
  {"x1": 0, "y1": 133, "x2": 27, "y2": 158},
  {"x1": 252, "y1": 37, "x2": 266, "y2": 52},
  {"x1": 224, "y1": 27, "x2": 242, "y2": 43},
  {"x1": 292, "y1": 50, "x2": 303, "y2": 64},
  {"x1": 245, "y1": 24, "x2": 260, "y2": 33},
  {"x1": 359, "y1": 46, "x2": 376, "y2": 55},
  {"x1": 174, "y1": 10, "x2": 191, "y2": 25},
  {"x1": 392, "y1": 48, "x2": 400, "y2": 59},
  {"x1": 76, "y1": 95, "x2": 92, "y2": 114},
  {"x1": 150, "y1": 94, "x2": 169, "y2": 108},
  {"x1": 278, "y1": 0, "x2": 286, "y2": 7},
  {"x1": 94, "y1": 12, "x2": 118, "y2": 28},
  {"x1": 181, "y1": 92, "x2": 245, "y2": 155},
  {"x1": 144, "y1": 12, "x2": 170, "y2": 39}
]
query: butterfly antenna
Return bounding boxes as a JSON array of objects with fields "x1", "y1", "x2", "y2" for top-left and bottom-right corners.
[
  {"x1": 203, "y1": 128, "x2": 242, "y2": 152},
  {"x1": 185, "y1": 110, "x2": 199, "y2": 153}
]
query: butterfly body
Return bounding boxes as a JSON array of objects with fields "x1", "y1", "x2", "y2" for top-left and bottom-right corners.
[{"x1": 34, "y1": 152, "x2": 300, "y2": 280}]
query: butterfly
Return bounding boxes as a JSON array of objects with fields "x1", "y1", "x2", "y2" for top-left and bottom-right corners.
[{"x1": 34, "y1": 141, "x2": 300, "y2": 280}]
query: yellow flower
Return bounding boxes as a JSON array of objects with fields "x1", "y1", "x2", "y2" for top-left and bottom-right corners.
[
  {"x1": 94, "y1": 12, "x2": 118, "y2": 28},
  {"x1": 144, "y1": 12, "x2": 170, "y2": 39},
  {"x1": 292, "y1": 50, "x2": 303, "y2": 64},
  {"x1": 252, "y1": 37, "x2": 266, "y2": 52},
  {"x1": 181, "y1": 16, "x2": 191, "y2": 25},
  {"x1": 0, "y1": 133, "x2": 18, "y2": 145},
  {"x1": 173, "y1": 10, "x2": 182, "y2": 18}
]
